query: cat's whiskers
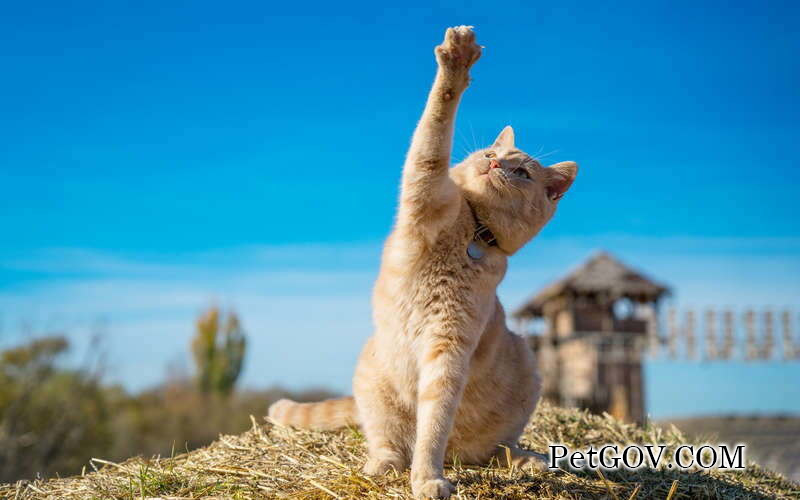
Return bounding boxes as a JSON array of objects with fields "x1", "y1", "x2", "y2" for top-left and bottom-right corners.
[
  {"x1": 495, "y1": 169, "x2": 519, "y2": 196},
  {"x1": 521, "y1": 157, "x2": 539, "y2": 170},
  {"x1": 507, "y1": 174, "x2": 526, "y2": 195},
  {"x1": 534, "y1": 149, "x2": 560, "y2": 162},
  {"x1": 468, "y1": 122, "x2": 480, "y2": 153},
  {"x1": 456, "y1": 128, "x2": 475, "y2": 160},
  {"x1": 488, "y1": 169, "x2": 507, "y2": 194}
]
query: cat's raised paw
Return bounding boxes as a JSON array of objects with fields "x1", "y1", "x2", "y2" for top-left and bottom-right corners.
[
  {"x1": 412, "y1": 477, "x2": 455, "y2": 499},
  {"x1": 435, "y1": 25, "x2": 481, "y2": 75}
]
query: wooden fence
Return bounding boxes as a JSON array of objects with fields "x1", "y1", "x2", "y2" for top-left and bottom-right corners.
[{"x1": 649, "y1": 309, "x2": 800, "y2": 361}]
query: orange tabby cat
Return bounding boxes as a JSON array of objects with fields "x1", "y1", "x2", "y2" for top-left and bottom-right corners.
[{"x1": 269, "y1": 26, "x2": 578, "y2": 499}]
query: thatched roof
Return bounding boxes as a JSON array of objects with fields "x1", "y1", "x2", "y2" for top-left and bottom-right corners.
[{"x1": 514, "y1": 252, "x2": 669, "y2": 319}]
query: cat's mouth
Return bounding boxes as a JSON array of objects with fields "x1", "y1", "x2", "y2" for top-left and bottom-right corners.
[
  {"x1": 484, "y1": 168, "x2": 504, "y2": 189},
  {"x1": 477, "y1": 163, "x2": 492, "y2": 175},
  {"x1": 475, "y1": 163, "x2": 506, "y2": 192}
]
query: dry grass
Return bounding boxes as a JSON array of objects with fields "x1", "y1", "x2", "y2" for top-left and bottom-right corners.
[
  {"x1": 661, "y1": 415, "x2": 800, "y2": 482},
  {"x1": 2, "y1": 403, "x2": 797, "y2": 499}
]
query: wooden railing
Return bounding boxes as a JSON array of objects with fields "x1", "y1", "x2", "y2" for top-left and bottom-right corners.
[{"x1": 651, "y1": 308, "x2": 800, "y2": 361}]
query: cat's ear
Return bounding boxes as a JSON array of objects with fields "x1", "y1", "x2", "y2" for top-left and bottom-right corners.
[
  {"x1": 544, "y1": 161, "x2": 578, "y2": 201},
  {"x1": 492, "y1": 126, "x2": 515, "y2": 149}
]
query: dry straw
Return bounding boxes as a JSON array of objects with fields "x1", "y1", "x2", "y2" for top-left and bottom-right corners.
[{"x1": 2, "y1": 403, "x2": 797, "y2": 499}]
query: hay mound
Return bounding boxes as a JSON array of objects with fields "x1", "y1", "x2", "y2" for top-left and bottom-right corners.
[{"x1": 2, "y1": 403, "x2": 797, "y2": 499}]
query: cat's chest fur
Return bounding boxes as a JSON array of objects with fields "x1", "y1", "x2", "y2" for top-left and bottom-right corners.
[{"x1": 373, "y1": 206, "x2": 507, "y2": 344}]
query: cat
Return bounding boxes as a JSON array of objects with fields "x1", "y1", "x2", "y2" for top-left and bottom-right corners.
[{"x1": 269, "y1": 25, "x2": 578, "y2": 499}]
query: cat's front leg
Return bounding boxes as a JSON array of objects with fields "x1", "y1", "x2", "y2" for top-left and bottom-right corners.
[
  {"x1": 404, "y1": 26, "x2": 481, "y2": 176},
  {"x1": 410, "y1": 342, "x2": 470, "y2": 499},
  {"x1": 398, "y1": 27, "x2": 481, "y2": 242}
]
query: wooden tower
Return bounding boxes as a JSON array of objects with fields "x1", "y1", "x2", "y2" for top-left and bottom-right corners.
[{"x1": 514, "y1": 252, "x2": 669, "y2": 424}]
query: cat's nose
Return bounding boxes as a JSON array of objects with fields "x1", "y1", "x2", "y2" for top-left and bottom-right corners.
[{"x1": 489, "y1": 159, "x2": 501, "y2": 169}]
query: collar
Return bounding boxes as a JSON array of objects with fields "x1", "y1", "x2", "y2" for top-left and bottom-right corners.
[{"x1": 468, "y1": 203, "x2": 498, "y2": 247}]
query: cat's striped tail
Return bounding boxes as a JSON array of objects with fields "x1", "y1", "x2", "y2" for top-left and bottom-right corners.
[{"x1": 268, "y1": 396, "x2": 359, "y2": 430}]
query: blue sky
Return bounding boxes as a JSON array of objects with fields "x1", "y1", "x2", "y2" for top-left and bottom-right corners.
[{"x1": 1, "y1": 1, "x2": 798, "y2": 418}]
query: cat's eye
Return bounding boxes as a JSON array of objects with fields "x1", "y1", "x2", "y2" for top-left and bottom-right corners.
[
  {"x1": 484, "y1": 151, "x2": 496, "y2": 158},
  {"x1": 512, "y1": 168, "x2": 530, "y2": 179}
]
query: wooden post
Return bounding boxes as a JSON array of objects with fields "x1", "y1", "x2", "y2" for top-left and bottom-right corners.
[
  {"x1": 705, "y1": 309, "x2": 717, "y2": 361},
  {"x1": 722, "y1": 310, "x2": 735, "y2": 360},
  {"x1": 782, "y1": 310, "x2": 796, "y2": 360},
  {"x1": 667, "y1": 308, "x2": 678, "y2": 359},
  {"x1": 745, "y1": 310, "x2": 757, "y2": 360},
  {"x1": 762, "y1": 310, "x2": 774, "y2": 360},
  {"x1": 685, "y1": 310, "x2": 696, "y2": 360},
  {"x1": 646, "y1": 303, "x2": 659, "y2": 358}
]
